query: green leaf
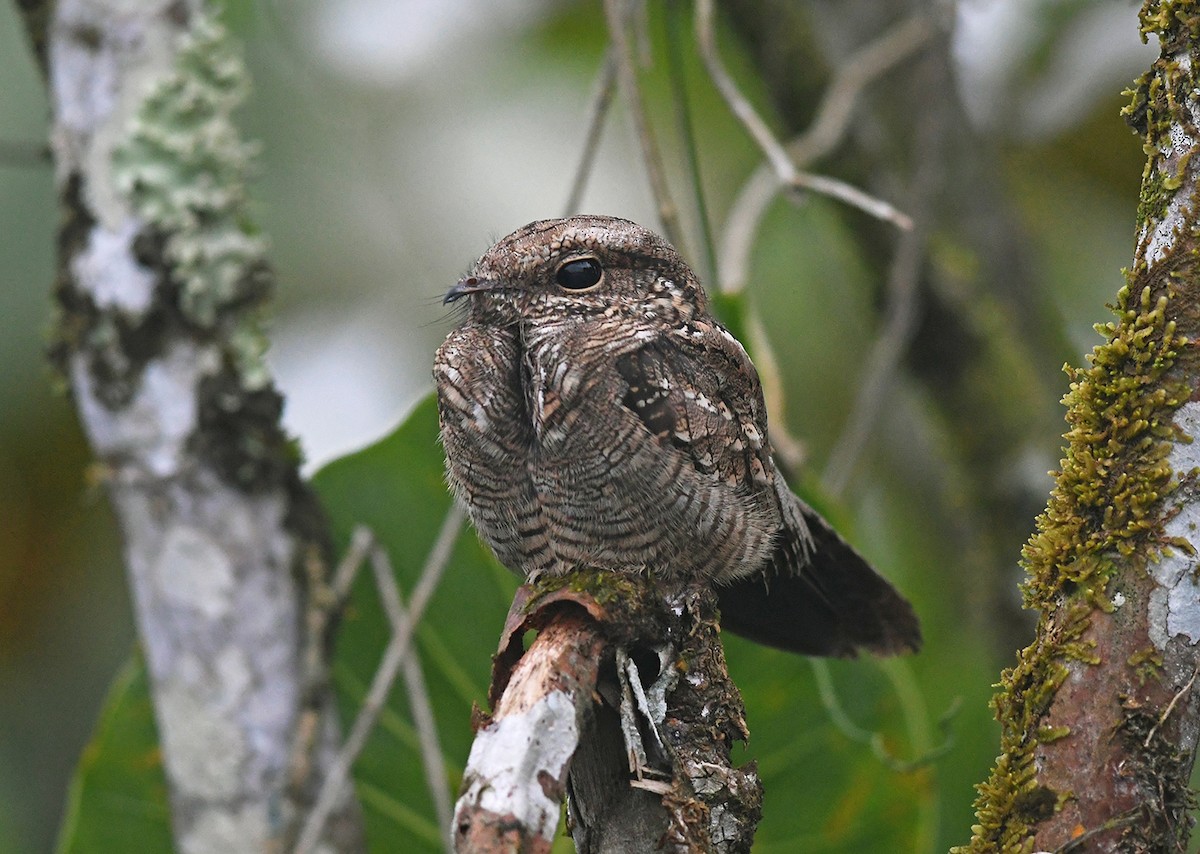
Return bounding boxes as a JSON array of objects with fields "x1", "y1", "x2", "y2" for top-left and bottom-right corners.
[
  {"x1": 55, "y1": 656, "x2": 172, "y2": 854},
  {"x1": 312, "y1": 393, "x2": 517, "y2": 852},
  {"x1": 56, "y1": 395, "x2": 511, "y2": 852}
]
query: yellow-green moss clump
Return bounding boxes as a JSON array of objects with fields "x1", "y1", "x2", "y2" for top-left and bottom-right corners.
[
  {"x1": 959, "y1": 285, "x2": 1189, "y2": 851},
  {"x1": 957, "y1": 5, "x2": 1200, "y2": 848}
]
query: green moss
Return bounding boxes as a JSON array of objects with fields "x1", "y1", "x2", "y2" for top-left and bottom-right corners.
[
  {"x1": 1128, "y1": 647, "x2": 1165, "y2": 684},
  {"x1": 957, "y1": 6, "x2": 1200, "y2": 847}
]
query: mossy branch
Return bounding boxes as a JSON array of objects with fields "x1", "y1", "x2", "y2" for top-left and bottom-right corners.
[
  {"x1": 454, "y1": 570, "x2": 762, "y2": 853},
  {"x1": 959, "y1": 2, "x2": 1200, "y2": 850}
]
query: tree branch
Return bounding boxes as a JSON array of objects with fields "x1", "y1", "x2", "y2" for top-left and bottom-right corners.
[
  {"x1": 28, "y1": 1, "x2": 363, "y2": 850},
  {"x1": 960, "y1": 3, "x2": 1200, "y2": 849},
  {"x1": 454, "y1": 571, "x2": 761, "y2": 853}
]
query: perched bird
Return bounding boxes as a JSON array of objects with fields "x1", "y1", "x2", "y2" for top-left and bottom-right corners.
[{"x1": 434, "y1": 215, "x2": 920, "y2": 657}]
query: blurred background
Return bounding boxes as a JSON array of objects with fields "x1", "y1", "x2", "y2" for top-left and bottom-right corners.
[{"x1": 0, "y1": 0, "x2": 1160, "y2": 851}]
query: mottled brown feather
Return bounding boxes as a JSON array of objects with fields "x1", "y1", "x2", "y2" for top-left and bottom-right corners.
[{"x1": 434, "y1": 215, "x2": 920, "y2": 657}]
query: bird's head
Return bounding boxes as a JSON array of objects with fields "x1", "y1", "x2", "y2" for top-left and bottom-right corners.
[{"x1": 445, "y1": 215, "x2": 708, "y2": 327}]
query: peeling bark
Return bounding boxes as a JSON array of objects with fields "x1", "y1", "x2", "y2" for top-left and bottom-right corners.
[
  {"x1": 454, "y1": 573, "x2": 762, "y2": 854},
  {"x1": 23, "y1": 1, "x2": 365, "y2": 850}
]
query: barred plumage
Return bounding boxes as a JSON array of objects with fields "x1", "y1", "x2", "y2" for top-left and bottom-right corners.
[{"x1": 434, "y1": 215, "x2": 920, "y2": 657}]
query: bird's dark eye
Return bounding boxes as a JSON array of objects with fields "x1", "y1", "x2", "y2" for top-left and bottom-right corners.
[{"x1": 555, "y1": 257, "x2": 603, "y2": 291}]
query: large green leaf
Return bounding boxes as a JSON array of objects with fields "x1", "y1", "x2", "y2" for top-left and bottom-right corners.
[
  {"x1": 55, "y1": 657, "x2": 172, "y2": 854},
  {"x1": 312, "y1": 393, "x2": 517, "y2": 852}
]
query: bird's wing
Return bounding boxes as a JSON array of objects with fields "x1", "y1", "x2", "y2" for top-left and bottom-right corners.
[
  {"x1": 615, "y1": 321, "x2": 921, "y2": 658},
  {"x1": 613, "y1": 320, "x2": 776, "y2": 497}
]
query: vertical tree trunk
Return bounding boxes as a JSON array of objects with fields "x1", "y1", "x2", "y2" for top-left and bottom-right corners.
[
  {"x1": 961, "y1": 2, "x2": 1200, "y2": 850},
  {"x1": 23, "y1": 1, "x2": 364, "y2": 850}
]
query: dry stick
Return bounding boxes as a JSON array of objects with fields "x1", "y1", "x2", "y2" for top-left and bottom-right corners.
[
  {"x1": 563, "y1": 48, "x2": 617, "y2": 217},
  {"x1": 602, "y1": 0, "x2": 688, "y2": 253},
  {"x1": 695, "y1": 0, "x2": 914, "y2": 234},
  {"x1": 293, "y1": 505, "x2": 466, "y2": 854},
  {"x1": 1144, "y1": 664, "x2": 1200, "y2": 748},
  {"x1": 289, "y1": 526, "x2": 377, "y2": 794},
  {"x1": 823, "y1": 56, "x2": 943, "y2": 497},
  {"x1": 716, "y1": 13, "x2": 933, "y2": 295},
  {"x1": 665, "y1": 0, "x2": 719, "y2": 287},
  {"x1": 369, "y1": 544, "x2": 455, "y2": 849},
  {"x1": 822, "y1": 207, "x2": 926, "y2": 498},
  {"x1": 787, "y1": 15, "x2": 933, "y2": 166},
  {"x1": 401, "y1": 640, "x2": 454, "y2": 848},
  {"x1": 710, "y1": 14, "x2": 933, "y2": 471}
]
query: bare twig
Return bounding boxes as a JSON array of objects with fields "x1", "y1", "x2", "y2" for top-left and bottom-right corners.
[
  {"x1": 823, "y1": 62, "x2": 939, "y2": 498},
  {"x1": 1144, "y1": 665, "x2": 1200, "y2": 747},
  {"x1": 787, "y1": 15, "x2": 933, "y2": 166},
  {"x1": 822, "y1": 209, "x2": 925, "y2": 497},
  {"x1": 809, "y1": 660, "x2": 957, "y2": 773},
  {"x1": 564, "y1": 49, "x2": 617, "y2": 217},
  {"x1": 1050, "y1": 806, "x2": 1146, "y2": 853},
  {"x1": 695, "y1": 0, "x2": 915, "y2": 233},
  {"x1": 288, "y1": 526, "x2": 376, "y2": 796},
  {"x1": 294, "y1": 505, "x2": 465, "y2": 854},
  {"x1": 602, "y1": 0, "x2": 687, "y2": 253},
  {"x1": 665, "y1": 0, "x2": 718, "y2": 286},
  {"x1": 715, "y1": 13, "x2": 932, "y2": 295},
  {"x1": 371, "y1": 550, "x2": 454, "y2": 846}
]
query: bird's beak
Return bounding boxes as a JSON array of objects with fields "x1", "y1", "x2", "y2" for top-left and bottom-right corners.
[{"x1": 443, "y1": 276, "x2": 496, "y2": 305}]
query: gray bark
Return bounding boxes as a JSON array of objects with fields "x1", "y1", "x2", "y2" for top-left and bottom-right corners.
[{"x1": 35, "y1": 0, "x2": 364, "y2": 849}]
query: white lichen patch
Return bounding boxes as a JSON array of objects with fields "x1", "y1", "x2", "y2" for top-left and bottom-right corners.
[
  {"x1": 71, "y1": 341, "x2": 219, "y2": 477},
  {"x1": 72, "y1": 218, "x2": 157, "y2": 313},
  {"x1": 158, "y1": 666, "x2": 247, "y2": 800},
  {"x1": 50, "y1": 0, "x2": 183, "y2": 225},
  {"x1": 457, "y1": 690, "x2": 577, "y2": 840},
  {"x1": 155, "y1": 524, "x2": 235, "y2": 619},
  {"x1": 1149, "y1": 400, "x2": 1200, "y2": 649},
  {"x1": 111, "y1": 10, "x2": 268, "y2": 331},
  {"x1": 1143, "y1": 186, "x2": 1190, "y2": 268}
]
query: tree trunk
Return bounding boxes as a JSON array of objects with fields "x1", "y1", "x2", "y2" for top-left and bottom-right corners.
[
  {"x1": 960, "y1": 2, "x2": 1200, "y2": 849},
  {"x1": 22, "y1": 0, "x2": 365, "y2": 850}
]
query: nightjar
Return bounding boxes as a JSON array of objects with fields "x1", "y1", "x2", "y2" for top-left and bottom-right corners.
[{"x1": 434, "y1": 215, "x2": 920, "y2": 657}]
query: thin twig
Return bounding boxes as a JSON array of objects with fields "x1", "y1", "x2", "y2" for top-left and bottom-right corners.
[
  {"x1": 716, "y1": 168, "x2": 776, "y2": 295},
  {"x1": 1144, "y1": 664, "x2": 1200, "y2": 747},
  {"x1": 809, "y1": 660, "x2": 957, "y2": 773},
  {"x1": 715, "y1": 13, "x2": 932, "y2": 295},
  {"x1": 369, "y1": 546, "x2": 455, "y2": 848},
  {"x1": 293, "y1": 505, "x2": 465, "y2": 854},
  {"x1": 287, "y1": 526, "x2": 376, "y2": 800},
  {"x1": 603, "y1": 0, "x2": 687, "y2": 253},
  {"x1": 695, "y1": 0, "x2": 914, "y2": 232},
  {"x1": 665, "y1": 0, "x2": 717, "y2": 286},
  {"x1": 564, "y1": 49, "x2": 617, "y2": 217},
  {"x1": 402, "y1": 645, "x2": 453, "y2": 847},
  {"x1": 787, "y1": 15, "x2": 933, "y2": 166},
  {"x1": 821, "y1": 210, "x2": 925, "y2": 497},
  {"x1": 1051, "y1": 805, "x2": 1146, "y2": 853},
  {"x1": 823, "y1": 60, "x2": 939, "y2": 498},
  {"x1": 333, "y1": 526, "x2": 375, "y2": 604}
]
